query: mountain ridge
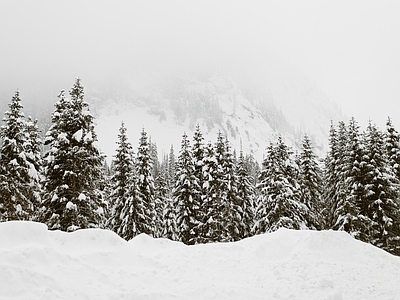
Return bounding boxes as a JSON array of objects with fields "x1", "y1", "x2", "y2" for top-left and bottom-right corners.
[{"x1": 92, "y1": 68, "x2": 344, "y2": 161}]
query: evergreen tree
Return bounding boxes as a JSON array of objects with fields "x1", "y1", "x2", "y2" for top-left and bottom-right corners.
[
  {"x1": 24, "y1": 116, "x2": 43, "y2": 219},
  {"x1": 236, "y1": 149, "x2": 255, "y2": 238},
  {"x1": 191, "y1": 125, "x2": 207, "y2": 243},
  {"x1": 323, "y1": 122, "x2": 339, "y2": 228},
  {"x1": 154, "y1": 161, "x2": 168, "y2": 238},
  {"x1": 161, "y1": 195, "x2": 178, "y2": 241},
  {"x1": 298, "y1": 135, "x2": 322, "y2": 229},
  {"x1": 333, "y1": 118, "x2": 368, "y2": 239},
  {"x1": 40, "y1": 79, "x2": 105, "y2": 231},
  {"x1": 254, "y1": 137, "x2": 314, "y2": 233},
  {"x1": 167, "y1": 145, "x2": 176, "y2": 196},
  {"x1": 108, "y1": 122, "x2": 137, "y2": 239},
  {"x1": 135, "y1": 128, "x2": 156, "y2": 236},
  {"x1": 200, "y1": 140, "x2": 220, "y2": 243},
  {"x1": 208, "y1": 132, "x2": 231, "y2": 241},
  {"x1": 385, "y1": 117, "x2": 400, "y2": 180},
  {"x1": 220, "y1": 135, "x2": 243, "y2": 241},
  {"x1": 149, "y1": 141, "x2": 164, "y2": 237},
  {"x1": 173, "y1": 133, "x2": 199, "y2": 244},
  {"x1": 0, "y1": 91, "x2": 41, "y2": 221},
  {"x1": 325, "y1": 121, "x2": 348, "y2": 229},
  {"x1": 365, "y1": 122, "x2": 400, "y2": 255}
]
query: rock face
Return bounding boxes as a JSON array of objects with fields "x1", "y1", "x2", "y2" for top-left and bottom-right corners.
[{"x1": 93, "y1": 66, "x2": 344, "y2": 161}]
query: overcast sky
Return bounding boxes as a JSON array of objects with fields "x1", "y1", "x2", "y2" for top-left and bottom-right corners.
[{"x1": 1, "y1": 0, "x2": 399, "y2": 128}]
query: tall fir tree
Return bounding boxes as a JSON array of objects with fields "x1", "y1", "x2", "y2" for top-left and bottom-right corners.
[
  {"x1": 220, "y1": 135, "x2": 243, "y2": 241},
  {"x1": 191, "y1": 125, "x2": 207, "y2": 243},
  {"x1": 200, "y1": 140, "x2": 221, "y2": 243},
  {"x1": 149, "y1": 141, "x2": 164, "y2": 237},
  {"x1": 154, "y1": 161, "x2": 169, "y2": 238},
  {"x1": 208, "y1": 132, "x2": 232, "y2": 242},
  {"x1": 325, "y1": 121, "x2": 349, "y2": 229},
  {"x1": 333, "y1": 117, "x2": 368, "y2": 239},
  {"x1": 236, "y1": 149, "x2": 255, "y2": 239},
  {"x1": 108, "y1": 122, "x2": 138, "y2": 240},
  {"x1": 135, "y1": 128, "x2": 156, "y2": 236},
  {"x1": 173, "y1": 133, "x2": 199, "y2": 244},
  {"x1": 365, "y1": 122, "x2": 400, "y2": 255},
  {"x1": 40, "y1": 79, "x2": 105, "y2": 231},
  {"x1": 323, "y1": 122, "x2": 339, "y2": 228},
  {"x1": 167, "y1": 145, "x2": 176, "y2": 196},
  {"x1": 254, "y1": 137, "x2": 314, "y2": 233},
  {"x1": 0, "y1": 91, "x2": 41, "y2": 221},
  {"x1": 385, "y1": 117, "x2": 400, "y2": 181},
  {"x1": 298, "y1": 135, "x2": 322, "y2": 229}
]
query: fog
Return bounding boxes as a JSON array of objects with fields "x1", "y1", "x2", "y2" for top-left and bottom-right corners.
[{"x1": 1, "y1": 0, "x2": 400, "y2": 127}]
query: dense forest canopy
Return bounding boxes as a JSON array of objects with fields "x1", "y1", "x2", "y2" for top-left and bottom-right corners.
[{"x1": 0, "y1": 80, "x2": 399, "y2": 255}]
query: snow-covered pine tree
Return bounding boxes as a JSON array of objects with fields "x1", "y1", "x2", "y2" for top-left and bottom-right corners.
[
  {"x1": 200, "y1": 140, "x2": 220, "y2": 243},
  {"x1": 167, "y1": 145, "x2": 176, "y2": 195},
  {"x1": 154, "y1": 157, "x2": 169, "y2": 238},
  {"x1": 385, "y1": 117, "x2": 400, "y2": 181},
  {"x1": 135, "y1": 128, "x2": 156, "y2": 236},
  {"x1": 149, "y1": 141, "x2": 164, "y2": 237},
  {"x1": 24, "y1": 116, "x2": 43, "y2": 219},
  {"x1": 333, "y1": 117, "x2": 368, "y2": 239},
  {"x1": 191, "y1": 124, "x2": 207, "y2": 243},
  {"x1": 236, "y1": 149, "x2": 255, "y2": 238},
  {"x1": 209, "y1": 131, "x2": 232, "y2": 242},
  {"x1": 108, "y1": 122, "x2": 137, "y2": 239},
  {"x1": 0, "y1": 91, "x2": 41, "y2": 221},
  {"x1": 323, "y1": 122, "x2": 339, "y2": 228},
  {"x1": 40, "y1": 79, "x2": 105, "y2": 231},
  {"x1": 254, "y1": 137, "x2": 314, "y2": 233},
  {"x1": 365, "y1": 121, "x2": 400, "y2": 255},
  {"x1": 173, "y1": 132, "x2": 199, "y2": 244},
  {"x1": 325, "y1": 121, "x2": 349, "y2": 230},
  {"x1": 161, "y1": 195, "x2": 178, "y2": 241},
  {"x1": 220, "y1": 135, "x2": 243, "y2": 242},
  {"x1": 298, "y1": 135, "x2": 322, "y2": 229}
]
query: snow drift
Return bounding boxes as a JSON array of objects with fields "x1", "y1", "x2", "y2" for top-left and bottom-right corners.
[{"x1": 0, "y1": 221, "x2": 399, "y2": 300}]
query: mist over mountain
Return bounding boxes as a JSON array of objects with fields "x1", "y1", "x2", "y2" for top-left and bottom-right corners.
[
  {"x1": 0, "y1": 57, "x2": 344, "y2": 162},
  {"x1": 90, "y1": 62, "x2": 344, "y2": 161}
]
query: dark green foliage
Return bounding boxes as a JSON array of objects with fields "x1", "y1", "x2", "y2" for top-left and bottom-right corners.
[
  {"x1": 191, "y1": 125, "x2": 207, "y2": 243},
  {"x1": 173, "y1": 133, "x2": 199, "y2": 244},
  {"x1": 236, "y1": 150, "x2": 255, "y2": 238},
  {"x1": 108, "y1": 122, "x2": 138, "y2": 240},
  {"x1": 0, "y1": 91, "x2": 41, "y2": 221},
  {"x1": 364, "y1": 122, "x2": 400, "y2": 254},
  {"x1": 298, "y1": 135, "x2": 323, "y2": 229},
  {"x1": 200, "y1": 140, "x2": 220, "y2": 243},
  {"x1": 332, "y1": 118, "x2": 368, "y2": 238},
  {"x1": 135, "y1": 128, "x2": 156, "y2": 236},
  {"x1": 385, "y1": 117, "x2": 400, "y2": 180},
  {"x1": 40, "y1": 79, "x2": 105, "y2": 231},
  {"x1": 254, "y1": 137, "x2": 315, "y2": 233}
]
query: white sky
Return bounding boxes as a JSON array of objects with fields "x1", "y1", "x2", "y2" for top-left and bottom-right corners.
[{"x1": 0, "y1": 0, "x2": 399, "y2": 128}]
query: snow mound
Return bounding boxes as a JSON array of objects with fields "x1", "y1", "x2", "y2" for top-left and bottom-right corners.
[
  {"x1": 0, "y1": 222, "x2": 399, "y2": 300},
  {"x1": 0, "y1": 221, "x2": 50, "y2": 250}
]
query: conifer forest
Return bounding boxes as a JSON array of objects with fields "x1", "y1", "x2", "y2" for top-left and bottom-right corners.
[{"x1": 0, "y1": 78, "x2": 399, "y2": 256}]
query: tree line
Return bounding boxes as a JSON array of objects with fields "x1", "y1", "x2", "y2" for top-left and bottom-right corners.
[{"x1": 0, "y1": 79, "x2": 399, "y2": 255}]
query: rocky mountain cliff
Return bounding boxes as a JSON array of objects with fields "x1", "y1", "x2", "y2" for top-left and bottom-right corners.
[{"x1": 90, "y1": 65, "x2": 344, "y2": 161}]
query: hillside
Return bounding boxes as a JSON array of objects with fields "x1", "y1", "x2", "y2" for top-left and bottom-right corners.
[{"x1": 92, "y1": 66, "x2": 343, "y2": 161}]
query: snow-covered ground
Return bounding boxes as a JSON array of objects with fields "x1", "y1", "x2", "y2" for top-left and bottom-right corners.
[{"x1": 0, "y1": 222, "x2": 399, "y2": 300}]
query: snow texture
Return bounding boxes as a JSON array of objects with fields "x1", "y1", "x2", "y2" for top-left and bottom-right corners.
[{"x1": 0, "y1": 221, "x2": 399, "y2": 299}]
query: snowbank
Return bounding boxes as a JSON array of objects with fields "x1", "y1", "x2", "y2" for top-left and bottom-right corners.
[{"x1": 0, "y1": 221, "x2": 399, "y2": 300}]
